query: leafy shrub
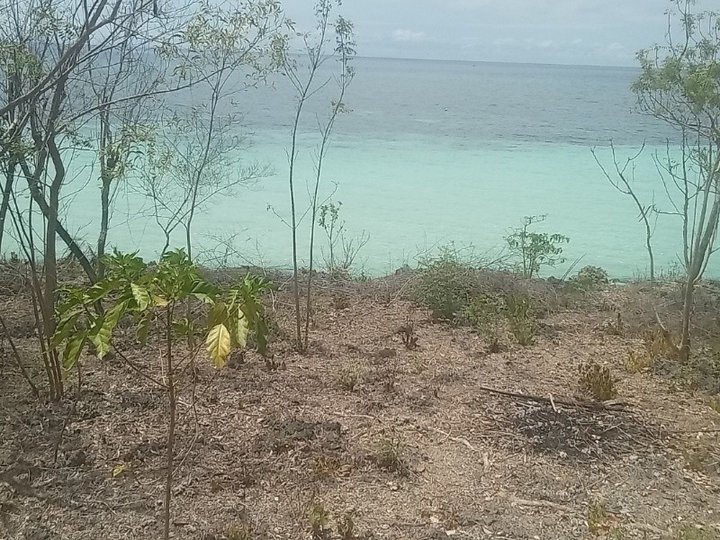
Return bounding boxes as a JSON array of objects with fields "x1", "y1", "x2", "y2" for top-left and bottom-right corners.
[
  {"x1": 578, "y1": 361, "x2": 617, "y2": 400},
  {"x1": 572, "y1": 265, "x2": 609, "y2": 289},
  {"x1": 504, "y1": 293, "x2": 536, "y2": 346},
  {"x1": 413, "y1": 249, "x2": 476, "y2": 320},
  {"x1": 505, "y1": 215, "x2": 570, "y2": 278}
]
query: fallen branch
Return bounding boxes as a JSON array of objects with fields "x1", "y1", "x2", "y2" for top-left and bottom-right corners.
[
  {"x1": 511, "y1": 497, "x2": 575, "y2": 514},
  {"x1": 476, "y1": 385, "x2": 629, "y2": 411}
]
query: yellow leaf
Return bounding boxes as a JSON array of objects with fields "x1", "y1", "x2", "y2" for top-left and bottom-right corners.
[
  {"x1": 236, "y1": 310, "x2": 248, "y2": 349},
  {"x1": 112, "y1": 463, "x2": 128, "y2": 477},
  {"x1": 206, "y1": 323, "x2": 231, "y2": 368},
  {"x1": 131, "y1": 283, "x2": 151, "y2": 310}
]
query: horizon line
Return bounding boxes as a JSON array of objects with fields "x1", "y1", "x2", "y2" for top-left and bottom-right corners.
[{"x1": 351, "y1": 53, "x2": 638, "y2": 71}]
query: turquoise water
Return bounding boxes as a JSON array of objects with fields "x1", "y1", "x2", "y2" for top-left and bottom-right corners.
[{"x1": 47, "y1": 58, "x2": 704, "y2": 277}]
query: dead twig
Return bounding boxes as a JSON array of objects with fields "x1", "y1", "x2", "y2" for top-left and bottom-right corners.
[
  {"x1": 428, "y1": 427, "x2": 479, "y2": 452},
  {"x1": 511, "y1": 497, "x2": 575, "y2": 514},
  {"x1": 475, "y1": 385, "x2": 629, "y2": 411}
]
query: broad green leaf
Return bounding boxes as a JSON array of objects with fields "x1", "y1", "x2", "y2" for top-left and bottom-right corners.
[
  {"x1": 63, "y1": 335, "x2": 85, "y2": 371},
  {"x1": 131, "y1": 283, "x2": 151, "y2": 310},
  {"x1": 136, "y1": 312, "x2": 153, "y2": 345},
  {"x1": 51, "y1": 312, "x2": 80, "y2": 349},
  {"x1": 91, "y1": 301, "x2": 127, "y2": 359},
  {"x1": 206, "y1": 323, "x2": 231, "y2": 369}
]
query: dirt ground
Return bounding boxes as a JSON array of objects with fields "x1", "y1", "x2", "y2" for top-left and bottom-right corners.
[{"x1": 1, "y1": 284, "x2": 719, "y2": 540}]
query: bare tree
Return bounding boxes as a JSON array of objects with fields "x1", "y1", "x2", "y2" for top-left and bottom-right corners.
[
  {"x1": 283, "y1": 0, "x2": 355, "y2": 351},
  {"x1": 592, "y1": 141, "x2": 657, "y2": 281},
  {"x1": 137, "y1": 0, "x2": 286, "y2": 260}
]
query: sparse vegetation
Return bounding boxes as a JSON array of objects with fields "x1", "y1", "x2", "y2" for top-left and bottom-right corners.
[
  {"x1": 370, "y1": 435, "x2": 408, "y2": 476},
  {"x1": 587, "y1": 500, "x2": 611, "y2": 535},
  {"x1": 624, "y1": 349, "x2": 654, "y2": 374},
  {"x1": 579, "y1": 361, "x2": 617, "y2": 401},
  {"x1": 308, "y1": 501, "x2": 331, "y2": 540},
  {"x1": 4, "y1": 1, "x2": 720, "y2": 539},
  {"x1": 335, "y1": 513, "x2": 356, "y2": 540},
  {"x1": 337, "y1": 367, "x2": 360, "y2": 392},
  {"x1": 504, "y1": 293, "x2": 536, "y2": 346}
]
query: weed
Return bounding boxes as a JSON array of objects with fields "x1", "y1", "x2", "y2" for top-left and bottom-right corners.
[
  {"x1": 579, "y1": 362, "x2": 617, "y2": 401},
  {"x1": 624, "y1": 349, "x2": 654, "y2": 374},
  {"x1": 371, "y1": 435, "x2": 409, "y2": 476},
  {"x1": 337, "y1": 368, "x2": 359, "y2": 392},
  {"x1": 462, "y1": 294, "x2": 505, "y2": 351},
  {"x1": 312, "y1": 455, "x2": 344, "y2": 480},
  {"x1": 336, "y1": 513, "x2": 356, "y2": 540},
  {"x1": 644, "y1": 329, "x2": 678, "y2": 361},
  {"x1": 224, "y1": 515, "x2": 261, "y2": 540},
  {"x1": 399, "y1": 316, "x2": 419, "y2": 350},
  {"x1": 505, "y1": 214, "x2": 569, "y2": 279},
  {"x1": 587, "y1": 500, "x2": 610, "y2": 535},
  {"x1": 504, "y1": 293, "x2": 536, "y2": 346},
  {"x1": 308, "y1": 501, "x2": 330, "y2": 540}
]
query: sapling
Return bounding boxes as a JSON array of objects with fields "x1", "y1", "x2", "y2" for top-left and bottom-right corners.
[{"x1": 53, "y1": 249, "x2": 269, "y2": 540}]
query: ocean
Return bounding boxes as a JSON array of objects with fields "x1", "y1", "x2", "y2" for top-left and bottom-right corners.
[{"x1": 59, "y1": 57, "x2": 695, "y2": 278}]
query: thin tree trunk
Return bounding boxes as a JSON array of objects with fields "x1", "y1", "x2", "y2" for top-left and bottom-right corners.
[
  {"x1": 97, "y1": 175, "x2": 111, "y2": 278},
  {"x1": 288, "y1": 103, "x2": 304, "y2": 350},
  {"x1": 0, "y1": 162, "x2": 15, "y2": 255},
  {"x1": 163, "y1": 304, "x2": 176, "y2": 540},
  {"x1": 45, "y1": 135, "x2": 65, "y2": 399},
  {"x1": 19, "y1": 160, "x2": 97, "y2": 283},
  {"x1": 679, "y1": 275, "x2": 694, "y2": 364}
]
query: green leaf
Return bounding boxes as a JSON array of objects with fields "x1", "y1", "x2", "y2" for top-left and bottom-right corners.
[
  {"x1": 63, "y1": 335, "x2": 85, "y2": 371},
  {"x1": 131, "y1": 283, "x2": 151, "y2": 310},
  {"x1": 206, "y1": 323, "x2": 231, "y2": 369},
  {"x1": 136, "y1": 312, "x2": 153, "y2": 345},
  {"x1": 91, "y1": 301, "x2": 126, "y2": 359},
  {"x1": 51, "y1": 312, "x2": 80, "y2": 349}
]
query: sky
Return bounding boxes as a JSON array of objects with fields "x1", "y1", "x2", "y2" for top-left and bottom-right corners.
[{"x1": 279, "y1": 0, "x2": 709, "y2": 67}]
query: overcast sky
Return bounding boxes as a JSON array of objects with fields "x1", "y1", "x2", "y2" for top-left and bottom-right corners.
[{"x1": 280, "y1": 0, "x2": 707, "y2": 67}]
